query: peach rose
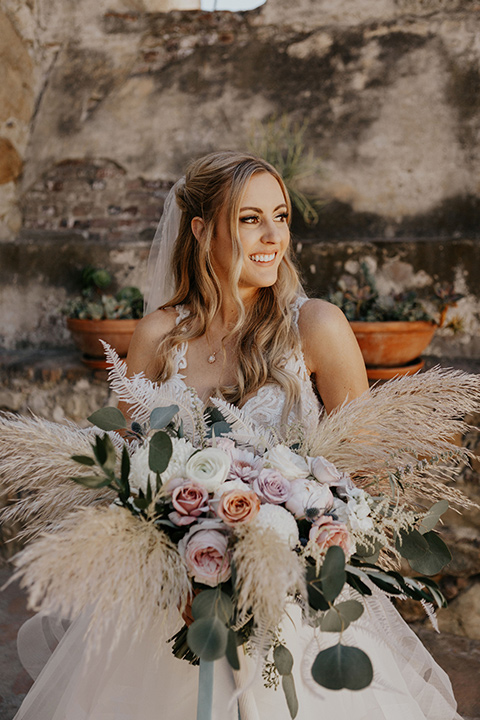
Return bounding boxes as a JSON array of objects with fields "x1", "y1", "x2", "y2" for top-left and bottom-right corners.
[
  {"x1": 309, "y1": 515, "x2": 356, "y2": 559},
  {"x1": 217, "y1": 488, "x2": 261, "y2": 526}
]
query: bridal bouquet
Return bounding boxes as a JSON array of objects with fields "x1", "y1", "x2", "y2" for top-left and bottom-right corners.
[{"x1": 1, "y1": 345, "x2": 479, "y2": 719}]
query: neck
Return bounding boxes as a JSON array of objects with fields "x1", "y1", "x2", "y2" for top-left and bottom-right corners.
[{"x1": 215, "y1": 286, "x2": 258, "y2": 327}]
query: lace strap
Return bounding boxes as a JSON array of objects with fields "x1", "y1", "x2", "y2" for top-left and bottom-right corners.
[
  {"x1": 172, "y1": 305, "x2": 190, "y2": 373},
  {"x1": 291, "y1": 295, "x2": 309, "y2": 326}
]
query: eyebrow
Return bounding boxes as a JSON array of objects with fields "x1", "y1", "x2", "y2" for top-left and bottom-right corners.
[{"x1": 239, "y1": 203, "x2": 288, "y2": 213}]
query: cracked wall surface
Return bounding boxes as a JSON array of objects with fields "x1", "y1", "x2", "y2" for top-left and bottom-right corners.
[{"x1": 0, "y1": 0, "x2": 479, "y2": 349}]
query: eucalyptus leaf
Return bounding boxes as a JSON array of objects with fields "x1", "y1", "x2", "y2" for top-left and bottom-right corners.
[
  {"x1": 408, "y1": 531, "x2": 452, "y2": 575},
  {"x1": 71, "y1": 455, "x2": 95, "y2": 466},
  {"x1": 187, "y1": 617, "x2": 228, "y2": 661},
  {"x1": 320, "y1": 609, "x2": 345, "y2": 632},
  {"x1": 71, "y1": 475, "x2": 112, "y2": 489},
  {"x1": 418, "y1": 500, "x2": 449, "y2": 534},
  {"x1": 395, "y1": 529, "x2": 429, "y2": 560},
  {"x1": 192, "y1": 590, "x2": 233, "y2": 624},
  {"x1": 282, "y1": 673, "x2": 299, "y2": 719},
  {"x1": 273, "y1": 645, "x2": 294, "y2": 675},
  {"x1": 148, "y1": 432, "x2": 173, "y2": 474},
  {"x1": 320, "y1": 546, "x2": 346, "y2": 602},
  {"x1": 354, "y1": 538, "x2": 382, "y2": 558},
  {"x1": 226, "y1": 630, "x2": 240, "y2": 670},
  {"x1": 311, "y1": 644, "x2": 373, "y2": 691},
  {"x1": 306, "y1": 566, "x2": 329, "y2": 611},
  {"x1": 88, "y1": 407, "x2": 126, "y2": 431},
  {"x1": 335, "y1": 599, "x2": 364, "y2": 623},
  {"x1": 211, "y1": 421, "x2": 232, "y2": 438},
  {"x1": 150, "y1": 405, "x2": 179, "y2": 430}
]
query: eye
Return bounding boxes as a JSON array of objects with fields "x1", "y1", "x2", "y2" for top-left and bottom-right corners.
[
  {"x1": 240, "y1": 215, "x2": 259, "y2": 224},
  {"x1": 275, "y1": 212, "x2": 289, "y2": 222}
]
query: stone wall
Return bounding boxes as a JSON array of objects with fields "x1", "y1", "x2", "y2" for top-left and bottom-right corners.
[{"x1": 1, "y1": 0, "x2": 479, "y2": 352}]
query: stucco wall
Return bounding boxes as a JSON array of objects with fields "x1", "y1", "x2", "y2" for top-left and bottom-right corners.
[{"x1": 0, "y1": 0, "x2": 479, "y2": 350}]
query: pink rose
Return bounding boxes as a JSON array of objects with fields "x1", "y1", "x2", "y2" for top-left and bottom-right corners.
[
  {"x1": 168, "y1": 482, "x2": 209, "y2": 526},
  {"x1": 309, "y1": 516, "x2": 356, "y2": 559},
  {"x1": 217, "y1": 489, "x2": 261, "y2": 526},
  {"x1": 253, "y1": 469, "x2": 292, "y2": 504},
  {"x1": 179, "y1": 526, "x2": 231, "y2": 586}
]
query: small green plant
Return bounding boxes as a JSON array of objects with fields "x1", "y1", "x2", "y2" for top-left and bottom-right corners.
[
  {"x1": 326, "y1": 263, "x2": 462, "y2": 324},
  {"x1": 248, "y1": 115, "x2": 323, "y2": 225},
  {"x1": 64, "y1": 266, "x2": 143, "y2": 320}
]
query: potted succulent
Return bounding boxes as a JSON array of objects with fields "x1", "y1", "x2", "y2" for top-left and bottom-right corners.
[
  {"x1": 326, "y1": 264, "x2": 462, "y2": 379},
  {"x1": 64, "y1": 266, "x2": 143, "y2": 368}
]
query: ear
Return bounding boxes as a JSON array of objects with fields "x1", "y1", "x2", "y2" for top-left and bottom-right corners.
[{"x1": 191, "y1": 216, "x2": 206, "y2": 242}]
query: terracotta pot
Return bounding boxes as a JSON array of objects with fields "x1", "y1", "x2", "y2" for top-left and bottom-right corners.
[
  {"x1": 66, "y1": 318, "x2": 140, "y2": 367},
  {"x1": 350, "y1": 321, "x2": 437, "y2": 368}
]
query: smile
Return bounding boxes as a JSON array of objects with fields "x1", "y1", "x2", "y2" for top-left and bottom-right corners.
[{"x1": 249, "y1": 252, "x2": 277, "y2": 263}]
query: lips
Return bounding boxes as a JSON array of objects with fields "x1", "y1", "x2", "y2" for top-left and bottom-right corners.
[{"x1": 249, "y1": 252, "x2": 277, "y2": 263}]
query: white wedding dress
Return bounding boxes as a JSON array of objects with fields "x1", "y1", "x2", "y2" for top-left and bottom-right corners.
[{"x1": 13, "y1": 299, "x2": 461, "y2": 720}]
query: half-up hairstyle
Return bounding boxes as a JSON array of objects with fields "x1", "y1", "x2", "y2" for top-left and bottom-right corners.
[{"x1": 153, "y1": 151, "x2": 305, "y2": 422}]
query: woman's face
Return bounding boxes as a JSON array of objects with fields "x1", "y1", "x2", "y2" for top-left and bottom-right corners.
[{"x1": 211, "y1": 172, "x2": 290, "y2": 297}]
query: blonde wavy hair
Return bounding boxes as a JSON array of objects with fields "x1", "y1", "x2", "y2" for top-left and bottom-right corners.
[{"x1": 154, "y1": 151, "x2": 305, "y2": 419}]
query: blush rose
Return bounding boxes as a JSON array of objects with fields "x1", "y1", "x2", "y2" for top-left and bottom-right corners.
[
  {"x1": 309, "y1": 515, "x2": 356, "y2": 559},
  {"x1": 179, "y1": 526, "x2": 231, "y2": 586},
  {"x1": 168, "y1": 482, "x2": 209, "y2": 526}
]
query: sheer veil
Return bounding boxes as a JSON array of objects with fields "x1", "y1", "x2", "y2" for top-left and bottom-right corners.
[{"x1": 144, "y1": 178, "x2": 185, "y2": 315}]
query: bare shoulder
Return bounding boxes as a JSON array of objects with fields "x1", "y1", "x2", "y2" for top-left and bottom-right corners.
[
  {"x1": 297, "y1": 297, "x2": 347, "y2": 329},
  {"x1": 297, "y1": 298, "x2": 353, "y2": 355},
  {"x1": 125, "y1": 307, "x2": 178, "y2": 378},
  {"x1": 296, "y1": 298, "x2": 369, "y2": 413}
]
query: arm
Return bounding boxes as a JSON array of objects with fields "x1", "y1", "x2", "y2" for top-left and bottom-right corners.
[{"x1": 298, "y1": 299, "x2": 369, "y2": 414}]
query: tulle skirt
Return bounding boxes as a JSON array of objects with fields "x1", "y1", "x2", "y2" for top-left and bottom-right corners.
[{"x1": 14, "y1": 590, "x2": 461, "y2": 720}]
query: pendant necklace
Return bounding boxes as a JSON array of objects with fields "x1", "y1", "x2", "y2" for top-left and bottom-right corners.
[{"x1": 208, "y1": 349, "x2": 219, "y2": 364}]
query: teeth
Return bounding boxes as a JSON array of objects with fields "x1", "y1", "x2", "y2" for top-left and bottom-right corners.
[{"x1": 250, "y1": 253, "x2": 276, "y2": 263}]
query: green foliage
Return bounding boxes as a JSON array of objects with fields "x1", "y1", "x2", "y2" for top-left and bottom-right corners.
[
  {"x1": 64, "y1": 265, "x2": 143, "y2": 320},
  {"x1": 311, "y1": 644, "x2": 373, "y2": 691},
  {"x1": 395, "y1": 527, "x2": 452, "y2": 575},
  {"x1": 187, "y1": 617, "x2": 229, "y2": 662},
  {"x1": 150, "y1": 405, "x2": 180, "y2": 430},
  {"x1": 248, "y1": 115, "x2": 323, "y2": 226},
  {"x1": 88, "y1": 407, "x2": 127, "y2": 431},
  {"x1": 326, "y1": 262, "x2": 436, "y2": 322},
  {"x1": 148, "y1": 432, "x2": 173, "y2": 474},
  {"x1": 320, "y1": 546, "x2": 346, "y2": 602},
  {"x1": 192, "y1": 590, "x2": 233, "y2": 624}
]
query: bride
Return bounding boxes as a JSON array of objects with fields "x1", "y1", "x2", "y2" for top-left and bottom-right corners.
[{"x1": 12, "y1": 151, "x2": 461, "y2": 719}]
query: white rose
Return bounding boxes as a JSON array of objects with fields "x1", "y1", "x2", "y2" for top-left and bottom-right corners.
[
  {"x1": 285, "y1": 478, "x2": 334, "y2": 519},
  {"x1": 264, "y1": 444, "x2": 309, "y2": 480},
  {"x1": 253, "y1": 504, "x2": 299, "y2": 548},
  {"x1": 185, "y1": 447, "x2": 231, "y2": 493},
  {"x1": 309, "y1": 456, "x2": 343, "y2": 485},
  {"x1": 162, "y1": 438, "x2": 196, "y2": 492},
  {"x1": 128, "y1": 443, "x2": 154, "y2": 495}
]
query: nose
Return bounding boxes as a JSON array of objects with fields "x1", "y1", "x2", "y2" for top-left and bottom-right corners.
[{"x1": 261, "y1": 218, "x2": 282, "y2": 244}]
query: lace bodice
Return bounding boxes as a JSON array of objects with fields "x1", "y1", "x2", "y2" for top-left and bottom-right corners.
[{"x1": 168, "y1": 297, "x2": 322, "y2": 433}]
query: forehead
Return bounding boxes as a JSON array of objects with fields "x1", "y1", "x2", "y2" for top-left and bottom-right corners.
[{"x1": 239, "y1": 172, "x2": 286, "y2": 207}]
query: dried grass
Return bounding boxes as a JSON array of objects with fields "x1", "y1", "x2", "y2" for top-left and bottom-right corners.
[{"x1": 11, "y1": 505, "x2": 191, "y2": 658}]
